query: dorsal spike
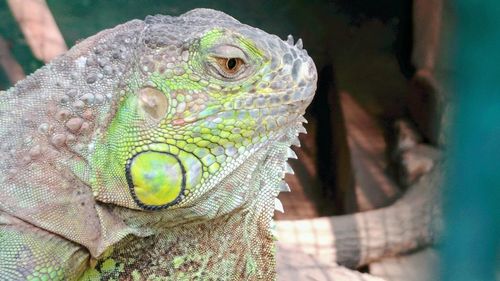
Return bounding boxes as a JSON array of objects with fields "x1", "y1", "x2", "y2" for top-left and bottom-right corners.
[
  {"x1": 295, "y1": 38, "x2": 303, "y2": 49},
  {"x1": 298, "y1": 116, "x2": 308, "y2": 124},
  {"x1": 297, "y1": 125, "x2": 307, "y2": 134},
  {"x1": 278, "y1": 181, "x2": 291, "y2": 192},
  {"x1": 286, "y1": 148, "x2": 298, "y2": 159},
  {"x1": 286, "y1": 34, "x2": 294, "y2": 46},
  {"x1": 285, "y1": 163, "x2": 295, "y2": 175},
  {"x1": 274, "y1": 198, "x2": 284, "y2": 213}
]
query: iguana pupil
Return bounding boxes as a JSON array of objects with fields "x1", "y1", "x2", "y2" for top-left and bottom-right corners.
[
  {"x1": 126, "y1": 151, "x2": 186, "y2": 209},
  {"x1": 227, "y1": 58, "x2": 237, "y2": 69}
]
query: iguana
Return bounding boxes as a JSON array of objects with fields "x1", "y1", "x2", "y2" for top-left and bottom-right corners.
[{"x1": 0, "y1": 8, "x2": 318, "y2": 280}]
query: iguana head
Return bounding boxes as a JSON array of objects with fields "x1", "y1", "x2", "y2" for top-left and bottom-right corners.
[{"x1": 91, "y1": 9, "x2": 317, "y2": 214}]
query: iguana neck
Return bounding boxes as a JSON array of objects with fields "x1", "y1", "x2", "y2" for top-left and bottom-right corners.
[
  {"x1": 88, "y1": 211, "x2": 274, "y2": 280},
  {"x1": 83, "y1": 139, "x2": 290, "y2": 280}
]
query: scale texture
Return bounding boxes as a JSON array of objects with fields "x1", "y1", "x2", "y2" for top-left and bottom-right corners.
[{"x1": 0, "y1": 8, "x2": 317, "y2": 280}]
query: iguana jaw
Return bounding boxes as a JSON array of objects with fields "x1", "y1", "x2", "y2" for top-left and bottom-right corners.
[
  {"x1": 103, "y1": 119, "x2": 307, "y2": 279},
  {"x1": 112, "y1": 117, "x2": 305, "y2": 224}
]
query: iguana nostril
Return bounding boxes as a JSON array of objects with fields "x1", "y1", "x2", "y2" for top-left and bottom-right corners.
[{"x1": 138, "y1": 87, "x2": 169, "y2": 120}]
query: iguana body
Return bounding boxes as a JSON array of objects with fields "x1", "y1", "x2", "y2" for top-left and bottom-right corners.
[{"x1": 0, "y1": 9, "x2": 316, "y2": 280}]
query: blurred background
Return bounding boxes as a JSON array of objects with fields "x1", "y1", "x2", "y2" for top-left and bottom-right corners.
[{"x1": 0, "y1": 1, "x2": 498, "y2": 280}]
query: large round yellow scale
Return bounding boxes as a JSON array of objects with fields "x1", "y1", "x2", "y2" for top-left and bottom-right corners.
[{"x1": 126, "y1": 151, "x2": 186, "y2": 210}]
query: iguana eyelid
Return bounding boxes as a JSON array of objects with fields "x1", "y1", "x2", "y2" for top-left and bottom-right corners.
[{"x1": 209, "y1": 45, "x2": 248, "y2": 62}]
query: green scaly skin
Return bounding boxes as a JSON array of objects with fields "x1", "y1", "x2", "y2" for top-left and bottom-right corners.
[{"x1": 0, "y1": 9, "x2": 316, "y2": 280}]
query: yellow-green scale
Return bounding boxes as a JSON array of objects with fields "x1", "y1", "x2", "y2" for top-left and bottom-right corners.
[{"x1": 129, "y1": 151, "x2": 184, "y2": 206}]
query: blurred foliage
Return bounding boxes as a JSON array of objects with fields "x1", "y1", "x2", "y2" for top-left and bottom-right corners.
[{"x1": 0, "y1": 1, "x2": 44, "y2": 89}]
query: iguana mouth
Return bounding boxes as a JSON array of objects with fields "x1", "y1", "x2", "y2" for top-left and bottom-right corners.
[{"x1": 169, "y1": 91, "x2": 313, "y2": 127}]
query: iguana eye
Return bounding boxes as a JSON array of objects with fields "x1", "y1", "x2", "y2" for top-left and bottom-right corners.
[
  {"x1": 208, "y1": 45, "x2": 249, "y2": 79},
  {"x1": 215, "y1": 57, "x2": 245, "y2": 76}
]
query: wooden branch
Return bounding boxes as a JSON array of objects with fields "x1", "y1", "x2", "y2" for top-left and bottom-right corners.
[
  {"x1": 7, "y1": 0, "x2": 67, "y2": 63},
  {"x1": 412, "y1": 0, "x2": 443, "y2": 71},
  {"x1": 0, "y1": 36, "x2": 25, "y2": 85},
  {"x1": 278, "y1": 245, "x2": 387, "y2": 281}
]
